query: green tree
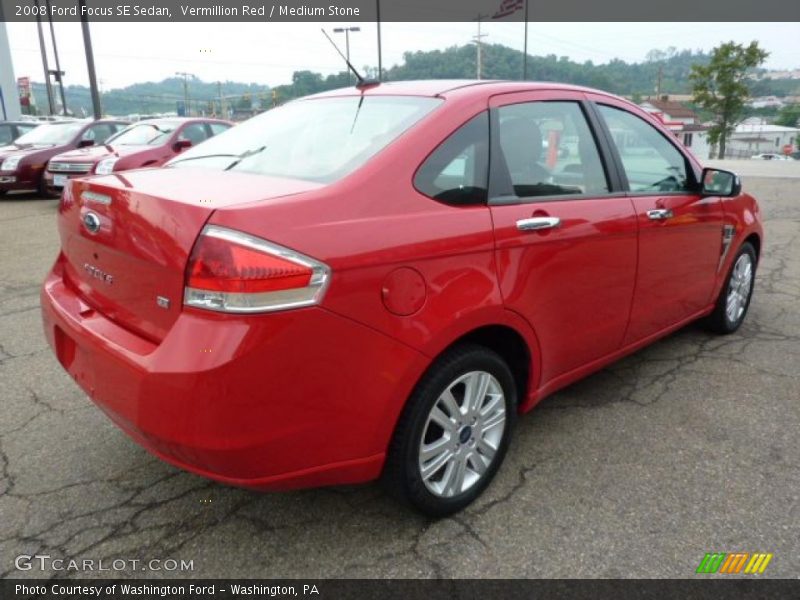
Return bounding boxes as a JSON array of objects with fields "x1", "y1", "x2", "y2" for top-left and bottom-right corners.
[
  {"x1": 690, "y1": 41, "x2": 769, "y2": 158},
  {"x1": 775, "y1": 104, "x2": 800, "y2": 128}
]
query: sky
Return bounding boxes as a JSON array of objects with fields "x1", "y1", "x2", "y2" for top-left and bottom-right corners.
[{"x1": 6, "y1": 21, "x2": 800, "y2": 90}]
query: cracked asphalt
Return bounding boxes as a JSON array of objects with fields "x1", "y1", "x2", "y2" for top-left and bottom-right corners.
[{"x1": 1, "y1": 173, "x2": 798, "y2": 579}]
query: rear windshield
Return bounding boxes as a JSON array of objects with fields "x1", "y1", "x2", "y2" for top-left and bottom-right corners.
[{"x1": 167, "y1": 96, "x2": 441, "y2": 183}]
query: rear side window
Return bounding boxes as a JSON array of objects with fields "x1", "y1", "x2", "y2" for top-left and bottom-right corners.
[
  {"x1": 414, "y1": 112, "x2": 489, "y2": 205},
  {"x1": 494, "y1": 101, "x2": 610, "y2": 199},
  {"x1": 597, "y1": 105, "x2": 692, "y2": 193}
]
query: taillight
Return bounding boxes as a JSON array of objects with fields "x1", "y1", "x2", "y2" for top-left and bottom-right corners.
[{"x1": 184, "y1": 225, "x2": 330, "y2": 313}]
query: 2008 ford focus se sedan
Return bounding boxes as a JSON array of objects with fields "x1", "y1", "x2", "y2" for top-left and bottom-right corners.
[{"x1": 41, "y1": 80, "x2": 763, "y2": 515}]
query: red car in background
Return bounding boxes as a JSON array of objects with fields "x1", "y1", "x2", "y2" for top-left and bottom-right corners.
[
  {"x1": 0, "y1": 119, "x2": 128, "y2": 197},
  {"x1": 45, "y1": 118, "x2": 232, "y2": 193},
  {"x1": 41, "y1": 81, "x2": 763, "y2": 515}
]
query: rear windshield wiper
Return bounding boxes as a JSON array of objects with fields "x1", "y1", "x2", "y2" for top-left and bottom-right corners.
[
  {"x1": 169, "y1": 152, "x2": 240, "y2": 166},
  {"x1": 169, "y1": 146, "x2": 266, "y2": 169},
  {"x1": 224, "y1": 145, "x2": 266, "y2": 170}
]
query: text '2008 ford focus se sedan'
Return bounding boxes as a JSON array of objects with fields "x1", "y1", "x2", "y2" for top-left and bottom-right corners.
[{"x1": 41, "y1": 80, "x2": 763, "y2": 516}]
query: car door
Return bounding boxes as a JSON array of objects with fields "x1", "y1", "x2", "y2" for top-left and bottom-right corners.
[
  {"x1": 488, "y1": 91, "x2": 638, "y2": 384},
  {"x1": 589, "y1": 97, "x2": 725, "y2": 344}
]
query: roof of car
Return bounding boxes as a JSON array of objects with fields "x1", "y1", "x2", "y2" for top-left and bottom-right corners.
[
  {"x1": 1, "y1": 121, "x2": 41, "y2": 126},
  {"x1": 304, "y1": 79, "x2": 615, "y2": 100}
]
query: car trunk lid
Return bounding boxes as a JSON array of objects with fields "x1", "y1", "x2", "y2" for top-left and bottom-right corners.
[{"x1": 58, "y1": 168, "x2": 322, "y2": 342}]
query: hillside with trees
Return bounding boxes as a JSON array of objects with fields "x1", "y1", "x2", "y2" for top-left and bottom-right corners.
[{"x1": 25, "y1": 44, "x2": 800, "y2": 117}]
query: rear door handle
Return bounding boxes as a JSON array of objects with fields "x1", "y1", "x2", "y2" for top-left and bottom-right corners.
[
  {"x1": 647, "y1": 209, "x2": 673, "y2": 220},
  {"x1": 516, "y1": 217, "x2": 561, "y2": 231}
]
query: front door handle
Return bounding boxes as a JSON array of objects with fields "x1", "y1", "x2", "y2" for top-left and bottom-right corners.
[
  {"x1": 516, "y1": 216, "x2": 561, "y2": 231},
  {"x1": 647, "y1": 208, "x2": 674, "y2": 220}
]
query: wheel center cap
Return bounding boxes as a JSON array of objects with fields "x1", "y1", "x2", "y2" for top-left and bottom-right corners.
[{"x1": 458, "y1": 426, "x2": 472, "y2": 444}]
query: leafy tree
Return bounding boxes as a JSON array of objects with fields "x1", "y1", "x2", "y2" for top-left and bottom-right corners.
[
  {"x1": 690, "y1": 41, "x2": 769, "y2": 158},
  {"x1": 775, "y1": 104, "x2": 800, "y2": 128}
]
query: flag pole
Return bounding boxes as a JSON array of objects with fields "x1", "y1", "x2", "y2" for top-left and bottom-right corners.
[{"x1": 522, "y1": 0, "x2": 529, "y2": 80}]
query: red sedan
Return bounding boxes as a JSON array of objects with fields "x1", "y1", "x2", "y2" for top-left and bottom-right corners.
[
  {"x1": 41, "y1": 81, "x2": 763, "y2": 515},
  {"x1": 45, "y1": 117, "x2": 232, "y2": 193},
  {"x1": 0, "y1": 119, "x2": 128, "y2": 197}
]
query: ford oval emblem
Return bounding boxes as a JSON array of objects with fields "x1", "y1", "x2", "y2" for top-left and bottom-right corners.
[{"x1": 83, "y1": 212, "x2": 101, "y2": 234}]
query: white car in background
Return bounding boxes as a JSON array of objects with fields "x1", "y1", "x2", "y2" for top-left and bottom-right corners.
[{"x1": 751, "y1": 153, "x2": 791, "y2": 161}]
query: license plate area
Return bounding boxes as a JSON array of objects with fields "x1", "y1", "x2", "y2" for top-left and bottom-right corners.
[{"x1": 53, "y1": 174, "x2": 68, "y2": 187}]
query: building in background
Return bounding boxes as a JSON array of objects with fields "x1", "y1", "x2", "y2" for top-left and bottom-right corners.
[
  {"x1": 640, "y1": 96, "x2": 711, "y2": 160},
  {"x1": 728, "y1": 123, "x2": 799, "y2": 158}
]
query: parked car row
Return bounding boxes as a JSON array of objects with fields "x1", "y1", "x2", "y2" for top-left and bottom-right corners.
[{"x1": 0, "y1": 117, "x2": 232, "y2": 197}]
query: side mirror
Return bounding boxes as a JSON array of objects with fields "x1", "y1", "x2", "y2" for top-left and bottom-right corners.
[
  {"x1": 173, "y1": 139, "x2": 192, "y2": 152},
  {"x1": 78, "y1": 139, "x2": 95, "y2": 148},
  {"x1": 701, "y1": 167, "x2": 741, "y2": 197}
]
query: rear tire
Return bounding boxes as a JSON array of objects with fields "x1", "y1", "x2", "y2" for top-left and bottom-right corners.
[
  {"x1": 383, "y1": 344, "x2": 517, "y2": 517},
  {"x1": 703, "y1": 242, "x2": 757, "y2": 334}
]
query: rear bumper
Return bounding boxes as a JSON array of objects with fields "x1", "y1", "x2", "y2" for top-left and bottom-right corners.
[{"x1": 41, "y1": 255, "x2": 428, "y2": 490}]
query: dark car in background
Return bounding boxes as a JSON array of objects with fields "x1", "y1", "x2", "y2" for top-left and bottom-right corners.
[
  {"x1": 0, "y1": 119, "x2": 128, "y2": 197},
  {"x1": 45, "y1": 118, "x2": 232, "y2": 192},
  {"x1": 0, "y1": 121, "x2": 39, "y2": 146}
]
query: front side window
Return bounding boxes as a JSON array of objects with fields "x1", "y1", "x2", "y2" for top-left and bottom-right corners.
[
  {"x1": 414, "y1": 112, "x2": 488, "y2": 205},
  {"x1": 598, "y1": 105, "x2": 692, "y2": 193},
  {"x1": 179, "y1": 123, "x2": 210, "y2": 145},
  {"x1": 83, "y1": 123, "x2": 116, "y2": 144},
  {"x1": 106, "y1": 122, "x2": 178, "y2": 146},
  {"x1": 168, "y1": 96, "x2": 442, "y2": 184},
  {"x1": 0, "y1": 126, "x2": 12, "y2": 145},
  {"x1": 494, "y1": 101, "x2": 610, "y2": 199}
]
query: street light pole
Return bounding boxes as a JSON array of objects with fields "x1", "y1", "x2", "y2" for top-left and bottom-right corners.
[
  {"x1": 376, "y1": 1, "x2": 383, "y2": 80},
  {"x1": 333, "y1": 27, "x2": 361, "y2": 84},
  {"x1": 34, "y1": 0, "x2": 55, "y2": 115},
  {"x1": 45, "y1": 0, "x2": 67, "y2": 115},
  {"x1": 79, "y1": 0, "x2": 102, "y2": 119}
]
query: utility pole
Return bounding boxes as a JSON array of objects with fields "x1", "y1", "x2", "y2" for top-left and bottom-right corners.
[
  {"x1": 45, "y1": 0, "x2": 67, "y2": 115},
  {"x1": 176, "y1": 71, "x2": 191, "y2": 116},
  {"x1": 217, "y1": 81, "x2": 225, "y2": 118},
  {"x1": 472, "y1": 15, "x2": 489, "y2": 80},
  {"x1": 79, "y1": 0, "x2": 102, "y2": 119},
  {"x1": 34, "y1": 0, "x2": 55, "y2": 115},
  {"x1": 656, "y1": 65, "x2": 663, "y2": 98}
]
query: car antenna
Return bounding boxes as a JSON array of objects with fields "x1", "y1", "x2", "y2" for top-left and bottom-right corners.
[{"x1": 321, "y1": 29, "x2": 380, "y2": 90}]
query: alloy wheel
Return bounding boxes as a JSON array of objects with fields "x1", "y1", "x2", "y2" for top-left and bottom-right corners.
[
  {"x1": 418, "y1": 370, "x2": 506, "y2": 498},
  {"x1": 726, "y1": 253, "x2": 754, "y2": 325}
]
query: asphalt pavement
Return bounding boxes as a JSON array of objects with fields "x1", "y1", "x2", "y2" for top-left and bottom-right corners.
[{"x1": 1, "y1": 168, "x2": 798, "y2": 579}]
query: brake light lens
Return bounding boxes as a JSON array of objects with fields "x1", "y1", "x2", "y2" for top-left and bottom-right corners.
[{"x1": 184, "y1": 225, "x2": 330, "y2": 313}]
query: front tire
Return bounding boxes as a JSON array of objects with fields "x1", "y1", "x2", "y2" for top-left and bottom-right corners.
[
  {"x1": 703, "y1": 242, "x2": 757, "y2": 334},
  {"x1": 383, "y1": 344, "x2": 517, "y2": 517}
]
